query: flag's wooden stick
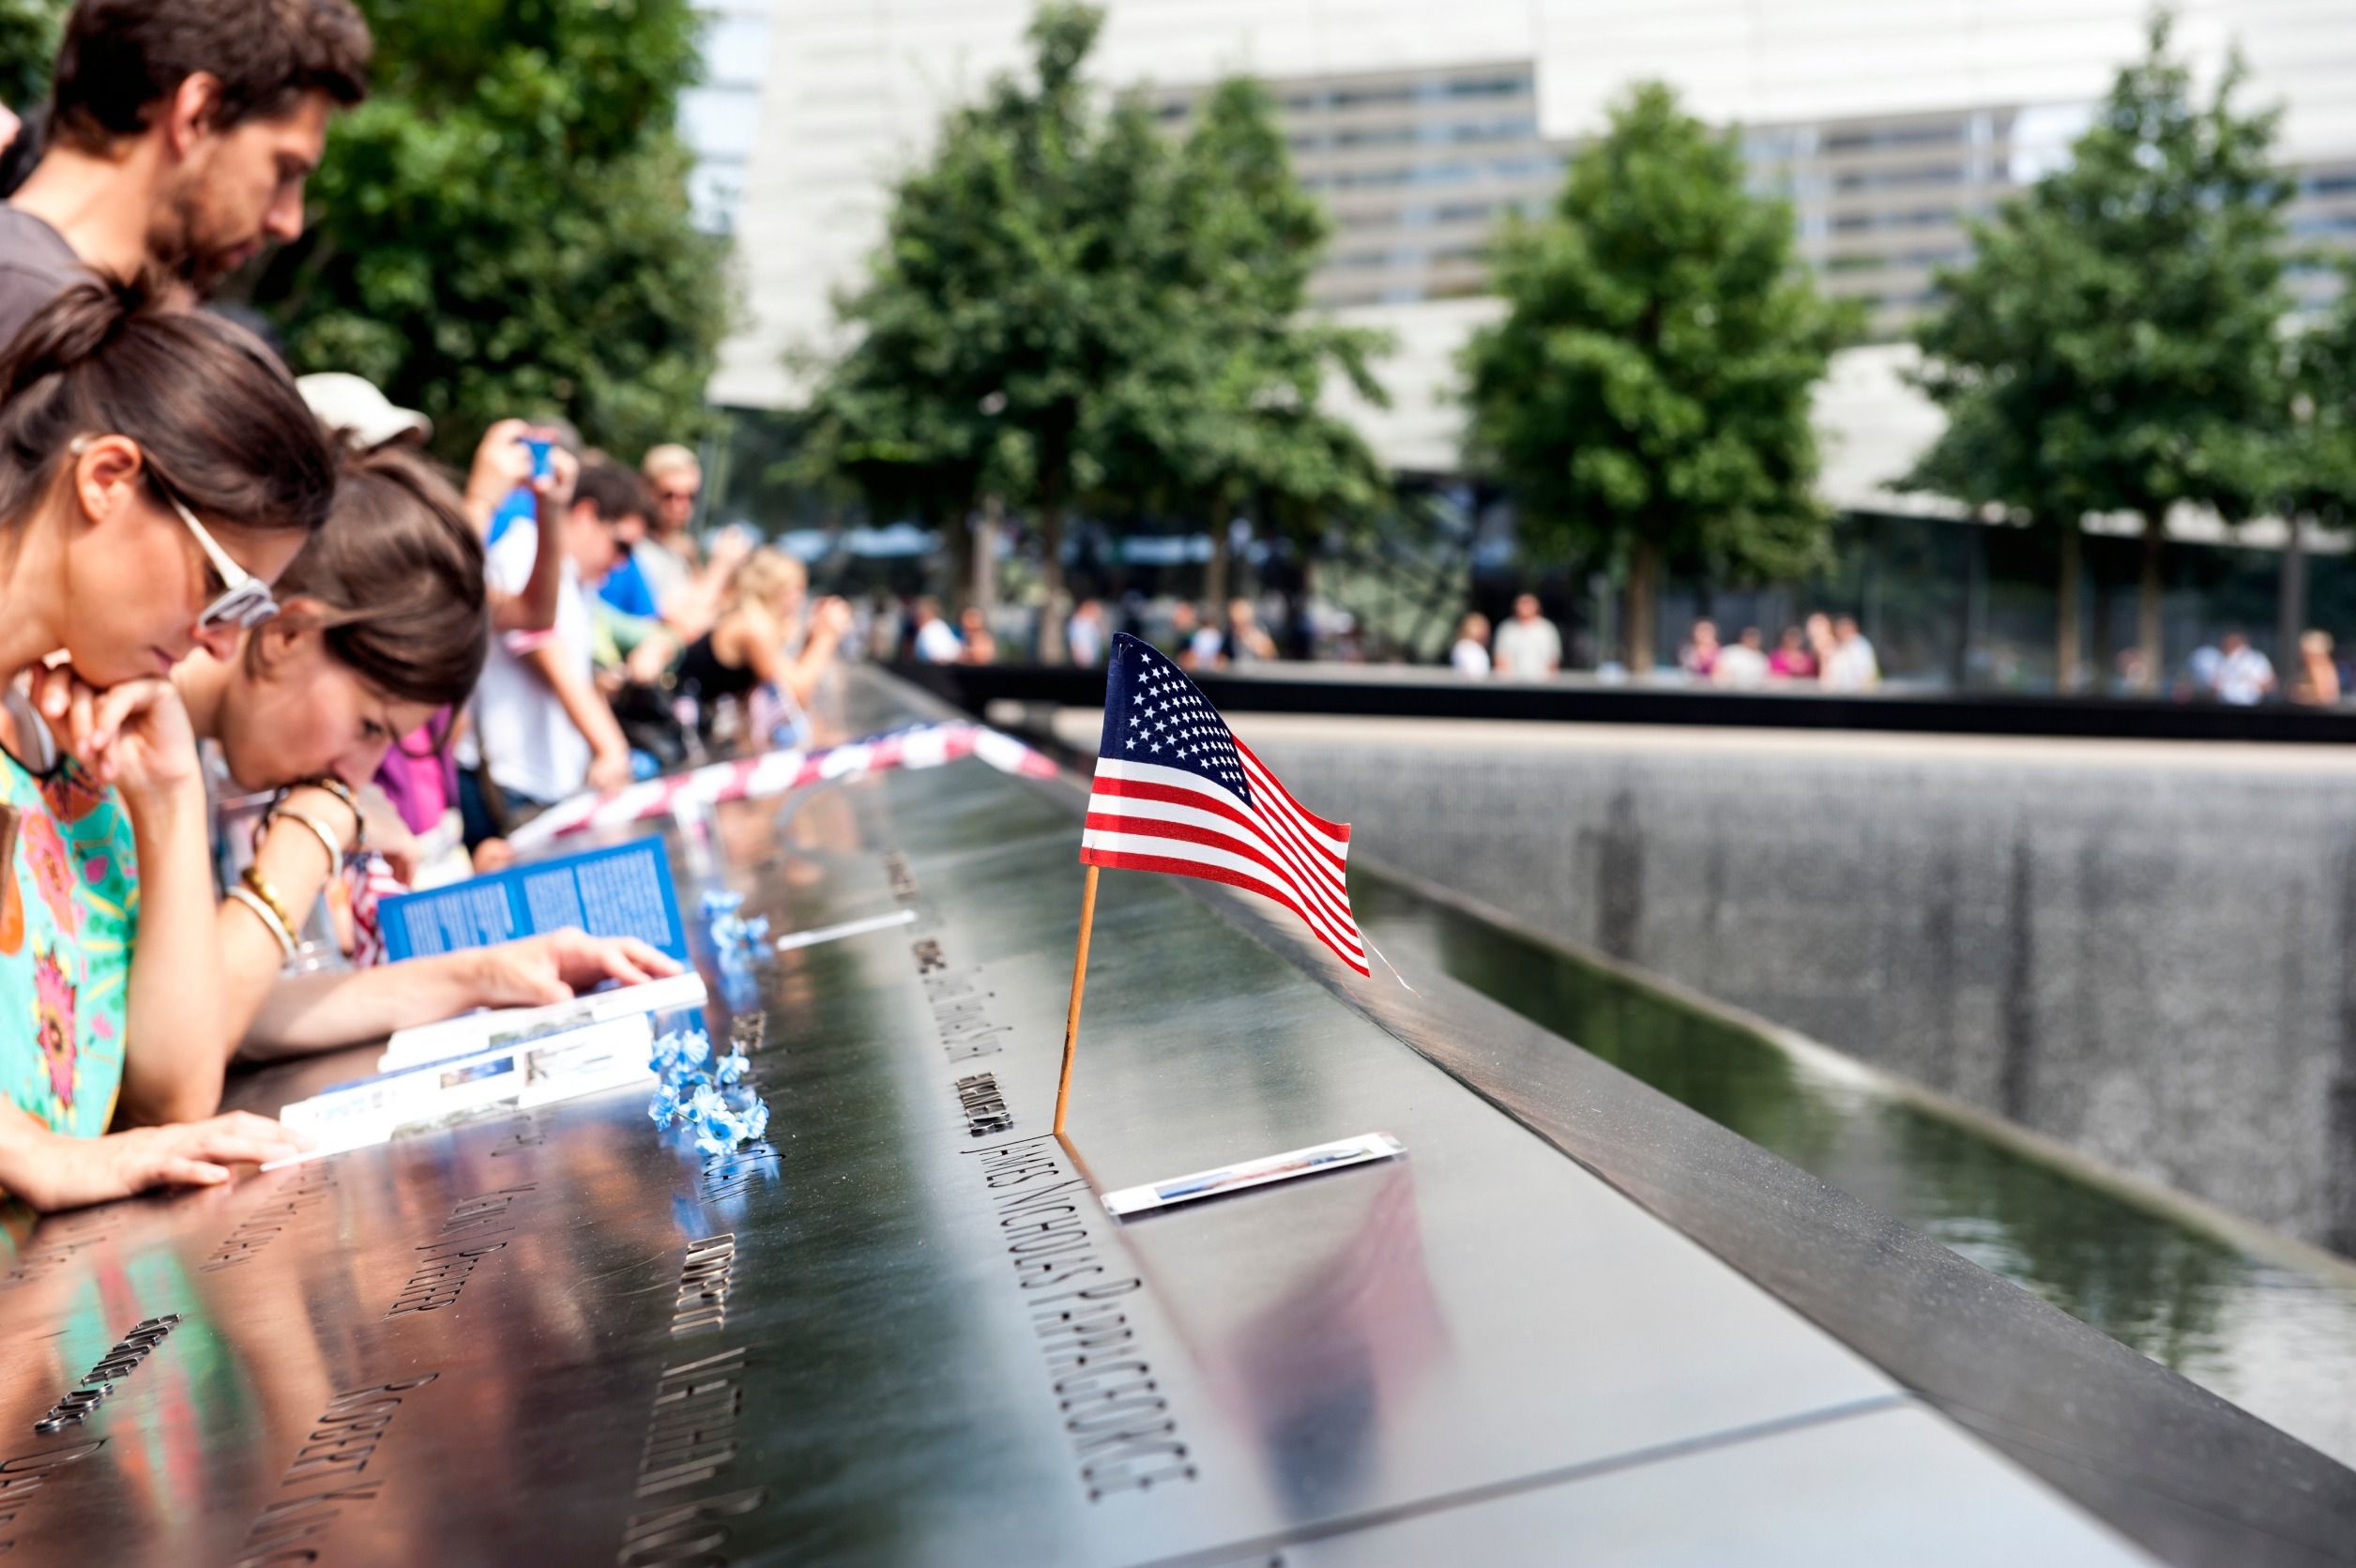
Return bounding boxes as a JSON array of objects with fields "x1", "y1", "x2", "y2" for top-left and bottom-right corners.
[{"x1": 1052, "y1": 865, "x2": 1101, "y2": 1135}]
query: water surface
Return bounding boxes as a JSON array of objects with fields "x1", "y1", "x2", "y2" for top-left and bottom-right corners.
[{"x1": 1356, "y1": 872, "x2": 2356, "y2": 1470}]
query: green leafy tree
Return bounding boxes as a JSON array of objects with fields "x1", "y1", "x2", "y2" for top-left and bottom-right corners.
[
  {"x1": 1902, "y1": 381, "x2": 2101, "y2": 689},
  {"x1": 804, "y1": 5, "x2": 1182, "y2": 659},
  {"x1": 2252, "y1": 262, "x2": 2356, "y2": 657},
  {"x1": 1107, "y1": 76, "x2": 1390, "y2": 608},
  {"x1": 804, "y1": 10, "x2": 1391, "y2": 655},
  {"x1": 1909, "y1": 14, "x2": 2293, "y2": 693},
  {"x1": 240, "y1": 0, "x2": 728, "y2": 464},
  {"x1": 1462, "y1": 83, "x2": 1850, "y2": 672},
  {"x1": 0, "y1": 0, "x2": 61, "y2": 114},
  {"x1": 2288, "y1": 268, "x2": 2356, "y2": 526}
]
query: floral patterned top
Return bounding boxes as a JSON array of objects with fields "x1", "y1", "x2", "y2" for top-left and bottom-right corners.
[{"x1": 0, "y1": 689, "x2": 137, "y2": 1138}]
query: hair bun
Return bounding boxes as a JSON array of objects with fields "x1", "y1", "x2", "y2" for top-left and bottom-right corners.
[{"x1": 0, "y1": 267, "x2": 166, "y2": 404}]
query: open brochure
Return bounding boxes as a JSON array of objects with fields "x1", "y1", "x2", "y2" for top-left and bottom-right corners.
[
  {"x1": 378, "y1": 837, "x2": 690, "y2": 964},
  {"x1": 277, "y1": 974, "x2": 708, "y2": 1158},
  {"x1": 376, "y1": 971, "x2": 708, "y2": 1072}
]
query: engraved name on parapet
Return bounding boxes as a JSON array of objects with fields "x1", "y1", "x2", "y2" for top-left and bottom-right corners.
[
  {"x1": 2, "y1": 1229, "x2": 111, "y2": 1289},
  {"x1": 919, "y1": 950, "x2": 1011, "y2": 1062},
  {"x1": 233, "y1": 1376, "x2": 438, "y2": 1565},
  {"x1": 700, "y1": 1144, "x2": 779, "y2": 1204},
  {"x1": 968, "y1": 1137, "x2": 1198, "y2": 1500},
  {"x1": 633, "y1": 1345, "x2": 750, "y2": 1500},
  {"x1": 200, "y1": 1163, "x2": 339, "y2": 1271},
  {"x1": 486, "y1": 1110, "x2": 547, "y2": 1157},
  {"x1": 955, "y1": 1072, "x2": 1013, "y2": 1137},
  {"x1": 670, "y1": 1234, "x2": 737, "y2": 1338},
  {"x1": 0, "y1": 1439, "x2": 107, "y2": 1552},
  {"x1": 385, "y1": 1186, "x2": 534, "y2": 1318},
  {"x1": 34, "y1": 1315, "x2": 179, "y2": 1433}
]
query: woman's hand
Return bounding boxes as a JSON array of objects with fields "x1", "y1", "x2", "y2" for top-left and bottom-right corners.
[
  {"x1": 813, "y1": 597, "x2": 855, "y2": 640},
  {"x1": 464, "y1": 929, "x2": 683, "y2": 1008},
  {"x1": 27, "y1": 665, "x2": 201, "y2": 801},
  {"x1": 534, "y1": 445, "x2": 579, "y2": 512},
  {"x1": 587, "y1": 747, "x2": 635, "y2": 798},
  {"x1": 706, "y1": 526, "x2": 755, "y2": 579},
  {"x1": 464, "y1": 418, "x2": 535, "y2": 510},
  {"x1": 13, "y1": 1113, "x2": 306, "y2": 1212},
  {"x1": 624, "y1": 632, "x2": 677, "y2": 687}
]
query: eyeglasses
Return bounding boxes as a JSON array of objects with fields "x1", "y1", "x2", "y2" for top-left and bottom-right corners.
[
  {"x1": 69, "y1": 434, "x2": 280, "y2": 631},
  {"x1": 160, "y1": 485, "x2": 278, "y2": 631},
  {"x1": 657, "y1": 488, "x2": 699, "y2": 505}
]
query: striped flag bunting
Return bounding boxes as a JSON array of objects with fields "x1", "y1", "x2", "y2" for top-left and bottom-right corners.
[{"x1": 506, "y1": 721, "x2": 1056, "y2": 851}]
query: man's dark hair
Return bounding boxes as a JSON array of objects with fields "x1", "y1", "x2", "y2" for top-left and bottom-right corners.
[
  {"x1": 50, "y1": 0, "x2": 372, "y2": 154},
  {"x1": 574, "y1": 458, "x2": 650, "y2": 526}
]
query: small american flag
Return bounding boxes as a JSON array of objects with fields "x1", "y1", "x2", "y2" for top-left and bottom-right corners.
[{"x1": 1080, "y1": 633, "x2": 1367, "y2": 975}]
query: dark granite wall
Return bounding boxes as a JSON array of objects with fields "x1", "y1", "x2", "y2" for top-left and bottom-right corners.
[{"x1": 1249, "y1": 724, "x2": 2356, "y2": 1250}]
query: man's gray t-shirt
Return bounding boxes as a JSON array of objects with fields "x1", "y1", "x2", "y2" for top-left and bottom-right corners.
[{"x1": 0, "y1": 206, "x2": 83, "y2": 356}]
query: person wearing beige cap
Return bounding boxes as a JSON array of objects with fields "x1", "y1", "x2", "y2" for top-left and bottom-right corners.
[{"x1": 296, "y1": 372, "x2": 431, "y2": 451}]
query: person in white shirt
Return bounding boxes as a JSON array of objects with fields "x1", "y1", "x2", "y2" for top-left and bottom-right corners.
[
  {"x1": 1821, "y1": 616, "x2": 1881, "y2": 692},
  {"x1": 2212, "y1": 632, "x2": 2276, "y2": 706},
  {"x1": 1711, "y1": 626, "x2": 1771, "y2": 689},
  {"x1": 910, "y1": 597, "x2": 963, "y2": 662},
  {"x1": 1492, "y1": 593, "x2": 1562, "y2": 678},
  {"x1": 1067, "y1": 599, "x2": 1108, "y2": 665},
  {"x1": 1451, "y1": 612, "x2": 1492, "y2": 677},
  {"x1": 457, "y1": 460, "x2": 642, "y2": 849}
]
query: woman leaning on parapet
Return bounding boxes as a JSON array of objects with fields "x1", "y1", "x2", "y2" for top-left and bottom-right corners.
[
  {"x1": 165, "y1": 439, "x2": 681, "y2": 1078},
  {"x1": 0, "y1": 272, "x2": 333, "y2": 1210}
]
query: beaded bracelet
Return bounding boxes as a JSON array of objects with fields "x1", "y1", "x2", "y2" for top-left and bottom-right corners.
[{"x1": 238, "y1": 864, "x2": 302, "y2": 944}]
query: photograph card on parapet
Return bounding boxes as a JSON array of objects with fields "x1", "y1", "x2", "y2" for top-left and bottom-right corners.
[
  {"x1": 1102, "y1": 1133, "x2": 1406, "y2": 1218},
  {"x1": 380, "y1": 837, "x2": 689, "y2": 965}
]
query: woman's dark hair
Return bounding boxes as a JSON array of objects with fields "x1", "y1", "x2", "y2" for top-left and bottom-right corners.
[
  {"x1": 0, "y1": 269, "x2": 338, "y2": 540},
  {"x1": 262, "y1": 445, "x2": 488, "y2": 708}
]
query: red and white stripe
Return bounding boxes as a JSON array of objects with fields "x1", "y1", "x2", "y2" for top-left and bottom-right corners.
[
  {"x1": 506, "y1": 723, "x2": 1056, "y2": 851},
  {"x1": 1081, "y1": 737, "x2": 1367, "y2": 975}
]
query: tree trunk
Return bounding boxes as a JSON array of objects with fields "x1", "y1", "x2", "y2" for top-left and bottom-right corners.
[
  {"x1": 2055, "y1": 518, "x2": 2084, "y2": 694},
  {"x1": 2278, "y1": 508, "x2": 2307, "y2": 672},
  {"x1": 2135, "y1": 510, "x2": 2165, "y2": 695},
  {"x1": 972, "y1": 495, "x2": 1001, "y2": 613},
  {"x1": 1291, "y1": 553, "x2": 1317, "y2": 660},
  {"x1": 1205, "y1": 497, "x2": 1233, "y2": 613},
  {"x1": 1625, "y1": 538, "x2": 1661, "y2": 675},
  {"x1": 1038, "y1": 490, "x2": 1068, "y2": 664},
  {"x1": 941, "y1": 505, "x2": 974, "y2": 615}
]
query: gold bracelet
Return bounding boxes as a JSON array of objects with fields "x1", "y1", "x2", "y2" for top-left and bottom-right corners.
[
  {"x1": 238, "y1": 864, "x2": 302, "y2": 944},
  {"x1": 263, "y1": 805, "x2": 346, "y2": 873},
  {"x1": 225, "y1": 884, "x2": 296, "y2": 959}
]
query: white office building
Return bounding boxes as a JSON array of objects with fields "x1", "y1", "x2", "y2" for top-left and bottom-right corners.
[{"x1": 700, "y1": 0, "x2": 2356, "y2": 502}]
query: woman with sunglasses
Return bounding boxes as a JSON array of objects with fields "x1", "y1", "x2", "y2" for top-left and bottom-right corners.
[
  {"x1": 164, "y1": 444, "x2": 679, "y2": 1080},
  {"x1": 0, "y1": 275, "x2": 335, "y2": 1210}
]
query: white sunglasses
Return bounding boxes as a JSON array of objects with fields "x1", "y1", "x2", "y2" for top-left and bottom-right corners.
[
  {"x1": 70, "y1": 435, "x2": 279, "y2": 631},
  {"x1": 160, "y1": 486, "x2": 278, "y2": 631}
]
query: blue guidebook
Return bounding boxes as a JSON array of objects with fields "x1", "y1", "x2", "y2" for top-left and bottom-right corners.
[{"x1": 380, "y1": 837, "x2": 690, "y2": 965}]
